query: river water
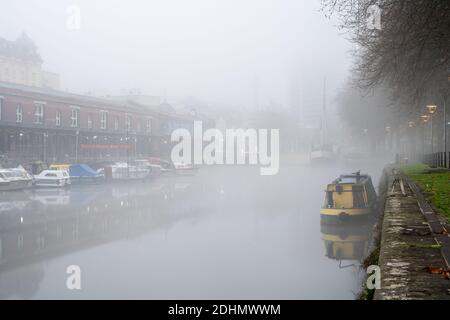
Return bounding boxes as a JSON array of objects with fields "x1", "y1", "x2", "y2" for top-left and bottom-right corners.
[{"x1": 0, "y1": 155, "x2": 388, "y2": 299}]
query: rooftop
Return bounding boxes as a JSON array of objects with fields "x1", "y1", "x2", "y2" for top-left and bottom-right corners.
[{"x1": 0, "y1": 32, "x2": 43, "y2": 64}]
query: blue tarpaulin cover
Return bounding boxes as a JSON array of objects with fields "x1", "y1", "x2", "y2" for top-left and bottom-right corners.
[{"x1": 69, "y1": 164, "x2": 100, "y2": 177}]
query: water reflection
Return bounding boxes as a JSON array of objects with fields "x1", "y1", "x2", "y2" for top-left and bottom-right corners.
[
  {"x1": 320, "y1": 221, "x2": 373, "y2": 265},
  {"x1": 0, "y1": 264, "x2": 45, "y2": 300},
  {"x1": 0, "y1": 159, "x2": 387, "y2": 299},
  {"x1": 0, "y1": 179, "x2": 200, "y2": 276}
]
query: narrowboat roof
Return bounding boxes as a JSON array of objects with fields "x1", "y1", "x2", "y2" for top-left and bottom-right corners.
[{"x1": 331, "y1": 172, "x2": 370, "y2": 185}]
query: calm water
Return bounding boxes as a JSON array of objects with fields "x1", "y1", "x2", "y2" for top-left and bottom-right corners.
[{"x1": 0, "y1": 155, "x2": 387, "y2": 299}]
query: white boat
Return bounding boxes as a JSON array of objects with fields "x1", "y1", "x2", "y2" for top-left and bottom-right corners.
[
  {"x1": 310, "y1": 146, "x2": 334, "y2": 165},
  {"x1": 34, "y1": 170, "x2": 71, "y2": 188},
  {"x1": 173, "y1": 162, "x2": 199, "y2": 176},
  {"x1": 0, "y1": 169, "x2": 31, "y2": 191},
  {"x1": 107, "y1": 162, "x2": 150, "y2": 180},
  {"x1": 8, "y1": 166, "x2": 33, "y2": 188},
  {"x1": 147, "y1": 158, "x2": 174, "y2": 175}
]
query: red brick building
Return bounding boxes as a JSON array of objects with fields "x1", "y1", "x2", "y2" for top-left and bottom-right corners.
[{"x1": 0, "y1": 81, "x2": 196, "y2": 165}]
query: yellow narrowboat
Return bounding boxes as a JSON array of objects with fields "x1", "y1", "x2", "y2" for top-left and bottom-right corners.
[{"x1": 320, "y1": 171, "x2": 377, "y2": 223}]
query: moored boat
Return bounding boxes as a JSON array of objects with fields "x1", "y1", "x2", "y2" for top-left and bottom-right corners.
[
  {"x1": 172, "y1": 162, "x2": 199, "y2": 176},
  {"x1": 320, "y1": 171, "x2": 377, "y2": 224},
  {"x1": 34, "y1": 170, "x2": 71, "y2": 188},
  {"x1": 69, "y1": 164, "x2": 104, "y2": 183},
  {"x1": 0, "y1": 169, "x2": 31, "y2": 191},
  {"x1": 104, "y1": 162, "x2": 151, "y2": 181},
  {"x1": 310, "y1": 145, "x2": 334, "y2": 165},
  {"x1": 9, "y1": 166, "x2": 33, "y2": 188}
]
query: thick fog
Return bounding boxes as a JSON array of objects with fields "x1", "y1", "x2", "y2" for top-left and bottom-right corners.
[
  {"x1": 0, "y1": 0, "x2": 402, "y2": 301},
  {"x1": 0, "y1": 0, "x2": 351, "y2": 109}
]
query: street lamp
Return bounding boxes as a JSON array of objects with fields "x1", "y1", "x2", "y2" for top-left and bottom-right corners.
[
  {"x1": 43, "y1": 133, "x2": 48, "y2": 164},
  {"x1": 420, "y1": 115, "x2": 430, "y2": 155},
  {"x1": 75, "y1": 130, "x2": 79, "y2": 163},
  {"x1": 407, "y1": 121, "x2": 415, "y2": 157},
  {"x1": 426, "y1": 105, "x2": 437, "y2": 153},
  {"x1": 19, "y1": 132, "x2": 24, "y2": 162}
]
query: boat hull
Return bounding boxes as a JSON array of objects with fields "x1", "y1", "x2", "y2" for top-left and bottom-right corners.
[
  {"x1": 320, "y1": 207, "x2": 372, "y2": 224},
  {"x1": 34, "y1": 179, "x2": 71, "y2": 188}
]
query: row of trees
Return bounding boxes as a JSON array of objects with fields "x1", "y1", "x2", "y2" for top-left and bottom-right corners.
[{"x1": 322, "y1": 0, "x2": 450, "y2": 154}]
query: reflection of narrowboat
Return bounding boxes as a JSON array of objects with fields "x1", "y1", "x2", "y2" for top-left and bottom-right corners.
[
  {"x1": 320, "y1": 222, "x2": 372, "y2": 261},
  {"x1": 320, "y1": 171, "x2": 377, "y2": 223}
]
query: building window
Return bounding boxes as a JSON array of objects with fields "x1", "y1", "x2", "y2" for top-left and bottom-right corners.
[
  {"x1": 55, "y1": 110, "x2": 61, "y2": 126},
  {"x1": 146, "y1": 119, "x2": 152, "y2": 134},
  {"x1": 71, "y1": 109, "x2": 78, "y2": 127},
  {"x1": 16, "y1": 105, "x2": 22, "y2": 123},
  {"x1": 87, "y1": 114, "x2": 93, "y2": 129},
  {"x1": 126, "y1": 115, "x2": 131, "y2": 131},
  {"x1": 114, "y1": 117, "x2": 119, "y2": 131},
  {"x1": 34, "y1": 103, "x2": 44, "y2": 124},
  {"x1": 100, "y1": 111, "x2": 108, "y2": 129}
]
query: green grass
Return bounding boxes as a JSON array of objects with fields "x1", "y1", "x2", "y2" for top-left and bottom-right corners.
[{"x1": 399, "y1": 163, "x2": 450, "y2": 222}]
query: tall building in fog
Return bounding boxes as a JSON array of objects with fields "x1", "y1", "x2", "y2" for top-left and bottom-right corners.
[
  {"x1": 289, "y1": 76, "x2": 301, "y2": 123},
  {"x1": 0, "y1": 32, "x2": 60, "y2": 90}
]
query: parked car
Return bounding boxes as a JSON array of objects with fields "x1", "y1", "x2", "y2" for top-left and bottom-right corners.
[{"x1": 34, "y1": 170, "x2": 71, "y2": 188}]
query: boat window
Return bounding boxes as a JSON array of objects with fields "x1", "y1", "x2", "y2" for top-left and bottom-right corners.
[
  {"x1": 45, "y1": 173, "x2": 58, "y2": 177},
  {"x1": 326, "y1": 191, "x2": 333, "y2": 207},
  {"x1": 352, "y1": 185, "x2": 366, "y2": 208},
  {"x1": 339, "y1": 177, "x2": 357, "y2": 184}
]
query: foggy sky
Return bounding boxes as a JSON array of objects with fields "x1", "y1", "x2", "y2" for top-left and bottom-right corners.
[{"x1": 0, "y1": 0, "x2": 352, "y2": 110}]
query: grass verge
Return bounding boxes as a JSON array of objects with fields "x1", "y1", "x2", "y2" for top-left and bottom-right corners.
[{"x1": 399, "y1": 163, "x2": 450, "y2": 222}]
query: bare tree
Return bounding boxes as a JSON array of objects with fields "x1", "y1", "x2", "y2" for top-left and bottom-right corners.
[{"x1": 322, "y1": 0, "x2": 450, "y2": 113}]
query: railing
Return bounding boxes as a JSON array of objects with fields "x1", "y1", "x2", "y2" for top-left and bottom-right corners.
[{"x1": 421, "y1": 152, "x2": 449, "y2": 168}]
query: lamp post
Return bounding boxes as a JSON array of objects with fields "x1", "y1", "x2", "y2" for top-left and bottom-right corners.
[
  {"x1": 408, "y1": 121, "x2": 415, "y2": 158},
  {"x1": 43, "y1": 132, "x2": 48, "y2": 164},
  {"x1": 363, "y1": 128, "x2": 369, "y2": 153},
  {"x1": 443, "y1": 86, "x2": 448, "y2": 168},
  {"x1": 420, "y1": 115, "x2": 429, "y2": 156},
  {"x1": 19, "y1": 132, "x2": 23, "y2": 163},
  {"x1": 426, "y1": 105, "x2": 437, "y2": 154},
  {"x1": 126, "y1": 128, "x2": 130, "y2": 179},
  {"x1": 75, "y1": 130, "x2": 79, "y2": 163},
  {"x1": 385, "y1": 126, "x2": 391, "y2": 152}
]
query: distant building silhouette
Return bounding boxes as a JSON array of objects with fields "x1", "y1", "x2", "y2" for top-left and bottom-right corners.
[{"x1": 0, "y1": 32, "x2": 60, "y2": 90}]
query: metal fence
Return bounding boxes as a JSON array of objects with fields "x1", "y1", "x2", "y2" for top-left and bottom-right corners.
[{"x1": 422, "y1": 152, "x2": 449, "y2": 168}]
